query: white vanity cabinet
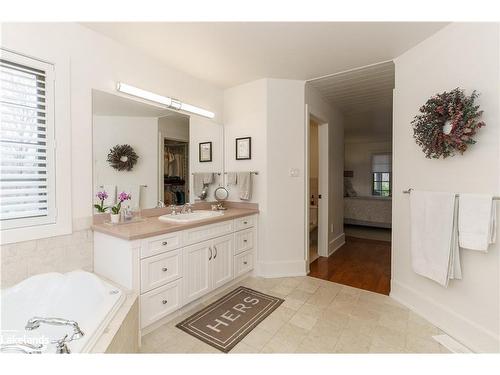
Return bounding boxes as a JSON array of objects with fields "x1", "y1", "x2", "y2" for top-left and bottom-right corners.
[{"x1": 93, "y1": 214, "x2": 257, "y2": 331}]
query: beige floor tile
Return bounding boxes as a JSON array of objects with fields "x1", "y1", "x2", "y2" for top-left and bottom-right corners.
[
  {"x1": 295, "y1": 334, "x2": 338, "y2": 353},
  {"x1": 282, "y1": 297, "x2": 306, "y2": 311},
  {"x1": 241, "y1": 326, "x2": 274, "y2": 350},
  {"x1": 230, "y1": 342, "x2": 260, "y2": 353},
  {"x1": 405, "y1": 336, "x2": 443, "y2": 353},
  {"x1": 297, "y1": 303, "x2": 326, "y2": 318},
  {"x1": 257, "y1": 314, "x2": 287, "y2": 335},
  {"x1": 274, "y1": 322, "x2": 310, "y2": 343},
  {"x1": 260, "y1": 336, "x2": 298, "y2": 353},
  {"x1": 137, "y1": 275, "x2": 447, "y2": 354},
  {"x1": 287, "y1": 289, "x2": 314, "y2": 303},
  {"x1": 371, "y1": 325, "x2": 406, "y2": 349},
  {"x1": 289, "y1": 311, "x2": 318, "y2": 331},
  {"x1": 309, "y1": 319, "x2": 344, "y2": 340},
  {"x1": 334, "y1": 328, "x2": 372, "y2": 353}
]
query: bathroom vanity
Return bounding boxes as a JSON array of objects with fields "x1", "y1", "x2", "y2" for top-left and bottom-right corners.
[{"x1": 92, "y1": 208, "x2": 258, "y2": 332}]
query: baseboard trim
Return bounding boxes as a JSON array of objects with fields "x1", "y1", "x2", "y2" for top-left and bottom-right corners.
[
  {"x1": 256, "y1": 260, "x2": 307, "y2": 278},
  {"x1": 391, "y1": 280, "x2": 500, "y2": 353},
  {"x1": 328, "y1": 233, "x2": 345, "y2": 256}
]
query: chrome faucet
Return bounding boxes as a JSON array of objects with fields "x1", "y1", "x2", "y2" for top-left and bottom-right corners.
[
  {"x1": 156, "y1": 200, "x2": 166, "y2": 208},
  {"x1": 25, "y1": 317, "x2": 84, "y2": 354},
  {"x1": 180, "y1": 203, "x2": 193, "y2": 214},
  {"x1": 0, "y1": 342, "x2": 43, "y2": 354}
]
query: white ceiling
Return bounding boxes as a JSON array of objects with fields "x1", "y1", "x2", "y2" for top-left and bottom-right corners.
[
  {"x1": 82, "y1": 22, "x2": 447, "y2": 88},
  {"x1": 310, "y1": 61, "x2": 395, "y2": 143}
]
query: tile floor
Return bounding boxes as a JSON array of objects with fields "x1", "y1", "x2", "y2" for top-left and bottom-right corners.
[{"x1": 140, "y1": 276, "x2": 450, "y2": 354}]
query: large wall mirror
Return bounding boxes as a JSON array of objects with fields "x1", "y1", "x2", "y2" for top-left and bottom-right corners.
[{"x1": 92, "y1": 89, "x2": 223, "y2": 212}]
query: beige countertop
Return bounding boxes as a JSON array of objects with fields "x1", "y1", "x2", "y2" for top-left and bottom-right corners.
[{"x1": 91, "y1": 208, "x2": 259, "y2": 241}]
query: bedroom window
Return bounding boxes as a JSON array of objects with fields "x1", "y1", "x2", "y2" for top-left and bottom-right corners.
[
  {"x1": 372, "y1": 153, "x2": 391, "y2": 197},
  {"x1": 0, "y1": 51, "x2": 56, "y2": 230}
]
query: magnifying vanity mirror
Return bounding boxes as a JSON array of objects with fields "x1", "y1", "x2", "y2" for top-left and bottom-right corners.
[
  {"x1": 92, "y1": 89, "x2": 223, "y2": 215},
  {"x1": 214, "y1": 186, "x2": 229, "y2": 210}
]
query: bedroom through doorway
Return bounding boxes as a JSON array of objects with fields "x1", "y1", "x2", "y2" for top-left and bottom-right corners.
[{"x1": 308, "y1": 61, "x2": 393, "y2": 295}]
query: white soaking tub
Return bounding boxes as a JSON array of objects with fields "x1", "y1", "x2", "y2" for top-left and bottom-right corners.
[{"x1": 1, "y1": 271, "x2": 125, "y2": 353}]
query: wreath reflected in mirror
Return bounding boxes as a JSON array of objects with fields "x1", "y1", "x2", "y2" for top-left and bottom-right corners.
[
  {"x1": 411, "y1": 88, "x2": 485, "y2": 159},
  {"x1": 107, "y1": 144, "x2": 139, "y2": 171}
]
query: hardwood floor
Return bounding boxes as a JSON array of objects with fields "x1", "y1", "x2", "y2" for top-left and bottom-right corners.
[{"x1": 308, "y1": 236, "x2": 391, "y2": 295}]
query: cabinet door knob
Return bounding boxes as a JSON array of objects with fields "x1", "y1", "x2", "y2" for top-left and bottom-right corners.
[
  {"x1": 243, "y1": 221, "x2": 248, "y2": 224},
  {"x1": 243, "y1": 261, "x2": 248, "y2": 265},
  {"x1": 243, "y1": 239, "x2": 248, "y2": 243},
  {"x1": 162, "y1": 267, "x2": 168, "y2": 272},
  {"x1": 162, "y1": 241, "x2": 168, "y2": 246},
  {"x1": 162, "y1": 300, "x2": 168, "y2": 304}
]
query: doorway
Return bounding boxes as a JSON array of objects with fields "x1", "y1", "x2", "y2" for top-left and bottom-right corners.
[
  {"x1": 306, "y1": 61, "x2": 394, "y2": 295},
  {"x1": 305, "y1": 112, "x2": 329, "y2": 271}
]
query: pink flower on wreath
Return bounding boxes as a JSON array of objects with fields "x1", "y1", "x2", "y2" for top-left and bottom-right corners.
[{"x1": 118, "y1": 192, "x2": 131, "y2": 202}]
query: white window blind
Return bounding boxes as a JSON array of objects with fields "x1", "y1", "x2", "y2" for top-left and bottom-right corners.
[
  {"x1": 0, "y1": 51, "x2": 56, "y2": 229},
  {"x1": 372, "y1": 153, "x2": 392, "y2": 173}
]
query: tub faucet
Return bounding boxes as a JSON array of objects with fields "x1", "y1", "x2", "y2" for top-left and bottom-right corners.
[
  {"x1": 25, "y1": 317, "x2": 85, "y2": 341},
  {"x1": 0, "y1": 342, "x2": 43, "y2": 354}
]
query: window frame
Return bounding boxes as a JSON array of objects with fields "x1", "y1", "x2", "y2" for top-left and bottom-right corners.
[
  {"x1": 372, "y1": 171, "x2": 392, "y2": 197},
  {"x1": 371, "y1": 152, "x2": 392, "y2": 197},
  {"x1": 1, "y1": 48, "x2": 72, "y2": 245},
  {"x1": 1, "y1": 50, "x2": 57, "y2": 230}
]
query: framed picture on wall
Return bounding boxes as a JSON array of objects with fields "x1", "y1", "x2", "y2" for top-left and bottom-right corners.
[
  {"x1": 199, "y1": 142, "x2": 212, "y2": 162},
  {"x1": 236, "y1": 137, "x2": 251, "y2": 160}
]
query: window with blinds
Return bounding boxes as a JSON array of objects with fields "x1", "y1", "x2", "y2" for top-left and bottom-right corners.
[
  {"x1": 372, "y1": 153, "x2": 392, "y2": 197},
  {"x1": 0, "y1": 51, "x2": 56, "y2": 229}
]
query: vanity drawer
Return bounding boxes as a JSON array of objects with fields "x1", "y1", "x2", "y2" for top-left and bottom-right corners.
[
  {"x1": 140, "y1": 279, "x2": 182, "y2": 328},
  {"x1": 234, "y1": 215, "x2": 255, "y2": 231},
  {"x1": 183, "y1": 220, "x2": 233, "y2": 246},
  {"x1": 234, "y1": 249, "x2": 254, "y2": 278},
  {"x1": 140, "y1": 231, "x2": 182, "y2": 259},
  {"x1": 234, "y1": 228, "x2": 254, "y2": 255},
  {"x1": 140, "y1": 249, "x2": 182, "y2": 293}
]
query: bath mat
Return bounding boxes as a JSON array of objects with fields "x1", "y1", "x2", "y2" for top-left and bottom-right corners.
[{"x1": 176, "y1": 286, "x2": 284, "y2": 353}]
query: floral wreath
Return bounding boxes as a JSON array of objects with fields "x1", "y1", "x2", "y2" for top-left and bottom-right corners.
[
  {"x1": 107, "y1": 144, "x2": 139, "y2": 171},
  {"x1": 411, "y1": 88, "x2": 485, "y2": 159}
]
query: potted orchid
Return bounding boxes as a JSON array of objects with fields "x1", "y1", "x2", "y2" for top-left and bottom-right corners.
[
  {"x1": 110, "y1": 191, "x2": 131, "y2": 224},
  {"x1": 94, "y1": 191, "x2": 109, "y2": 213}
]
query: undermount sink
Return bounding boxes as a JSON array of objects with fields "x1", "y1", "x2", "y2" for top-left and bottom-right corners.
[{"x1": 158, "y1": 210, "x2": 224, "y2": 223}]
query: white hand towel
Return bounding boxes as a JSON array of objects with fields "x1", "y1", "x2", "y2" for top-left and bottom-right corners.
[
  {"x1": 458, "y1": 193, "x2": 496, "y2": 252},
  {"x1": 117, "y1": 185, "x2": 141, "y2": 210},
  {"x1": 237, "y1": 172, "x2": 252, "y2": 201},
  {"x1": 193, "y1": 173, "x2": 213, "y2": 197},
  {"x1": 226, "y1": 172, "x2": 238, "y2": 186},
  {"x1": 410, "y1": 190, "x2": 461, "y2": 287}
]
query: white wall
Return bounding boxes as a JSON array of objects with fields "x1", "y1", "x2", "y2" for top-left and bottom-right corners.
[
  {"x1": 189, "y1": 116, "x2": 224, "y2": 202},
  {"x1": 345, "y1": 140, "x2": 392, "y2": 196},
  {"x1": 1, "y1": 22, "x2": 224, "y2": 231},
  {"x1": 305, "y1": 84, "x2": 345, "y2": 254},
  {"x1": 223, "y1": 79, "x2": 307, "y2": 277},
  {"x1": 158, "y1": 116, "x2": 189, "y2": 142},
  {"x1": 93, "y1": 116, "x2": 158, "y2": 209},
  {"x1": 391, "y1": 23, "x2": 500, "y2": 352}
]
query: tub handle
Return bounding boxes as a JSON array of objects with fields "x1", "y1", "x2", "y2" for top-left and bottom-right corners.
[
  {"x1": 162, "y1": 241, "x2": 168, "y2": 246},
  {"x1": 162, "y1": 267, "x2": 168, "y2": 272},
  {"x1": 162, "y1": 300, "x2": 168, "y2": 305}
]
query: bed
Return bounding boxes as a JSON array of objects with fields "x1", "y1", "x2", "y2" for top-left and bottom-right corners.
[{"x1": 344, "y1": 196, "x2": 392, "y2": 228}]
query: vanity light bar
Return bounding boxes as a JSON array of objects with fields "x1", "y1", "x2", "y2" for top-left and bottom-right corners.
[{"x1": 116, "y1": 82, "x2": 215, "y2": 119}]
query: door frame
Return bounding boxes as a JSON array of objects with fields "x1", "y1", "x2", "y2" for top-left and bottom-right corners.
[{"x1": 304, "y1": 105, "x2": 329, "y2": 272}]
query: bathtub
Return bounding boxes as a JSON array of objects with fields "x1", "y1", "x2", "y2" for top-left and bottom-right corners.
[{"x1": 1, "y1": 271, "x2": 125, "y2": 353}]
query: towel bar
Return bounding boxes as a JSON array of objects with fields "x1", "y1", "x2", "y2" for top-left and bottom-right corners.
[
  {"x1": 224, "y1": 171, "x2": 259, "y2": 175},
  {"x1": 403, "y1": 188, "x2": 500, "y2": 200}
]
